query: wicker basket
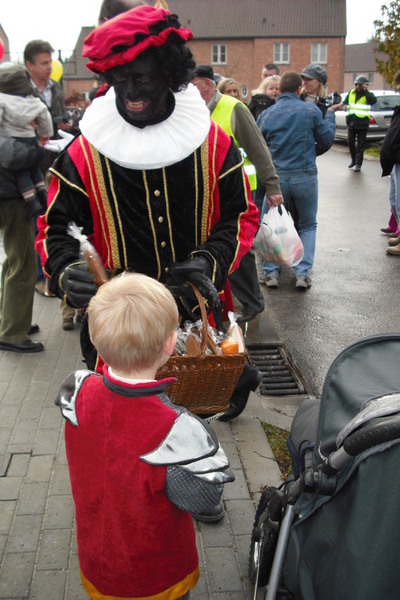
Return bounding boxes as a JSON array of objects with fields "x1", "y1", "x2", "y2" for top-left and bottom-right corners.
[{"x1": 156, "y1": 285, "x2": 247, "y2": 415}]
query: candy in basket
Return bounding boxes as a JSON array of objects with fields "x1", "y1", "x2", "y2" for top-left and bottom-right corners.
[{"x1": 156, "y1": 287, "x2": 248, "y2": 415}]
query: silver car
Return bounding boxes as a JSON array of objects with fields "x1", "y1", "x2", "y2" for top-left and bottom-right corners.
[{"x1": 334, "y1": 90, "x2": 400, "y2": 142}]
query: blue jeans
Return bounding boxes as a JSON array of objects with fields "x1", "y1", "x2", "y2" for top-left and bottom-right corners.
[
  {"x1": 389, "y1": 164, "x2": 400, "y2": 228},
  {"x1": 262, "y1": 172, "x2": 318, "y2": 276}
]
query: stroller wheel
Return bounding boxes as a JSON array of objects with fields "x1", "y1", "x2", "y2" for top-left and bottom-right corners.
[{"x1": 249, "y1": 487, "x2": 282, "y2": 588}]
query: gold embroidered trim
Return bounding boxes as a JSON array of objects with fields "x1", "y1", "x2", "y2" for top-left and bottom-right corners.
[
  {"x1": 143, "y1": 172, "x2": 161, "y2": 280},
  {"x1": 200, "y1": 138, "x2": 211, "y2": 243},
  {"x1": 194, "y1": 151, "x2": 199, "y2": 248},
  {"x1": 218, "y1": 155, "x2": 245, "y2": 181},
  {"x1": 105, "y1": 157, "x2": 127, "y2": 269},
  {"x1": 49, "y1": 167, "x2": 88, "y2": 197},
  {"x1": 42, "y1": 177, "x2": 62, "y2": 276},
  {"x1": 230, "y1": 161, "x2": 250, "y2": 273},
  {"x1": 59, "y1": 271, "x2": 66, "y2": 295},
  {"x1": 162, "y1": 168, "x2": 175, "y2": 263},
  {"x1": 58, "y1": 261, "x2": 85, "y2": 297},
  {"x1": 81, "y1": 140, "x2": 115, "y2": 269},
  {"x1": 191, "y1": 249, "x2": 217, "y2": 284}
]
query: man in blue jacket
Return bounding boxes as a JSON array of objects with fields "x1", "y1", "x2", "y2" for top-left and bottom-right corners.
[{"x1": 257, "y1": 71, "x2": 342, "y2": 290}]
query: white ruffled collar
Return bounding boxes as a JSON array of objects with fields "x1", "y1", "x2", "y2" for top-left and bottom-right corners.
[{"x1": 79, "y1": 83, "x2": 211, "y2": 169}]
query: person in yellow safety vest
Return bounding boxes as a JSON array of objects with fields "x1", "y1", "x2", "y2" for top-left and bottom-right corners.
[
  {"x1": 192, "y1": 64, "x2": 283, "y2": 330},
  {"x1": 343, "y1": 75, "x2": 377, "y2": 172}
]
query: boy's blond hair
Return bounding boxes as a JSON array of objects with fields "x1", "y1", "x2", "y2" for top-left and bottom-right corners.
[{"x1": 88, "y1": 273, "x2": 179, "y2": 372}]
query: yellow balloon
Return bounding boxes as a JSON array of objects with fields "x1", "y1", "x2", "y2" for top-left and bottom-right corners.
[{"x1": 51, "y1": 59, "x2": 63, "y2": 82}]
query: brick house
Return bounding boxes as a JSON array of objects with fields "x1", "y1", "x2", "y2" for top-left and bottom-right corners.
[{"x1": 61, "y1": 0, "x2": 347, "y2": 100}]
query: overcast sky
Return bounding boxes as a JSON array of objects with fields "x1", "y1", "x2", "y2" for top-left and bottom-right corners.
[{"x1": 0, "y1": 0, "x2": 387, "y2": 61}]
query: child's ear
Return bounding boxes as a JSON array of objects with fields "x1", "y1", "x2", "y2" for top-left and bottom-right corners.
[{"x1": 164, "y1": 330, "x2": 177, "y2": 357}]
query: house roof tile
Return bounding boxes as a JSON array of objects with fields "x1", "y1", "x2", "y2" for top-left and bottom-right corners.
[{"x1": 167, "y1": 0, "x2": 346, "y2": 38}]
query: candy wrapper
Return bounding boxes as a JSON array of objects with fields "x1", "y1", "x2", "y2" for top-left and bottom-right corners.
[
  {"x1": 67, "y1": 222, "x2": 109, "y2": 286},
  {"x1": 173, "y1": 320, "x2": 228, "y2": 356},
  {"x1": 225, "y1": 312, "x2": 245, "y2": 353}
]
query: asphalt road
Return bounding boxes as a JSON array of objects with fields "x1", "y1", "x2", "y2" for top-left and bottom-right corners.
[{"x1": 258, "y1": 143, "x2": 399, "y2": 397}]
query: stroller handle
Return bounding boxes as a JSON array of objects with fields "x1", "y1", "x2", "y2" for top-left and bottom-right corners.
[
  {"x1": 328, "y1": 414, "x2": 400, "y2": 472},
  {"x1": 343, "y1": 414, "x2": 400, "y2": 455}
]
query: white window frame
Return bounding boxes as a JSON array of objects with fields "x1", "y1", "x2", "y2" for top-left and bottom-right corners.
[
  {"x1": 273, "y1": 43, "x2": 290, "y2": 64},
  {"x1": 212, "y1": 44, "x2": 227, "y2": 65},
  {"x1": 311, "y1": 43, "x2": 327, "y2": 64}
]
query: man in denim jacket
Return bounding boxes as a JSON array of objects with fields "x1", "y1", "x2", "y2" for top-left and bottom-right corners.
[{"x1": 257, "y1": 71, "x2": 342, "y2": 290}]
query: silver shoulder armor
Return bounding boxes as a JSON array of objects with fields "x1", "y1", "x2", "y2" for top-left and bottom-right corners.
[
  {"x1": 141, "y1": 412, "x2": 218, "y2": 466},
  {"x1": 141, "y1": 412, "x2": 234, "y2": 513},
  {"x1": 55, "y1": 370, "x2": 93, "y2": 426},
  {"x1": 141, "y1": 412, "x2": 234, "y2": 486}
]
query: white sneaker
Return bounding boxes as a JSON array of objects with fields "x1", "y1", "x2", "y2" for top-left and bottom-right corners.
[
  {"x1": 295, "y1": 274, "x2": 312, "y2": 290},
  {"x1": 264, "y1": 274, "x2": 279, "y2": 288}
]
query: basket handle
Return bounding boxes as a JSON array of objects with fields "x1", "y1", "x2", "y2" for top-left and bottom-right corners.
[{"x1": 187, "y1": 283, "x2": 219, "y2": 357}]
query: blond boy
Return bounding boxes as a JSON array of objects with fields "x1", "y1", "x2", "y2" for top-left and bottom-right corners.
[{"x1": 56, "y1": 273, "x2": 233, "y2": 600}]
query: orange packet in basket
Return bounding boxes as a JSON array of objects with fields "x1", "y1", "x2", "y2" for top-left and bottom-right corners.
[
  {"x1": 227, "y1": 311, "x2": 245, "y2": 352},
  {"x1": 221, "y1": 339, "x2": 239, "y2": 354}
]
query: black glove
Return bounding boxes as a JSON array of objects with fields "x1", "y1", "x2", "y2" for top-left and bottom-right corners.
[
  {"x1": 168, "y1": 255, "x2": 223, "y2": 331},
  {"x1": 36, "y1": 187, "x2": 48, "y2": 214},
  {"x1": 61, "y1": 261, "x2": 98, "y2": 308},
  {"x1": 24, "y1": 196, "x2": 42, "y2": 220}
]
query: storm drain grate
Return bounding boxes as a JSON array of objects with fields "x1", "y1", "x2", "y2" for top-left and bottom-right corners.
[{"x1": 247, "y1": 343, "x2": 309, "y2": 396}]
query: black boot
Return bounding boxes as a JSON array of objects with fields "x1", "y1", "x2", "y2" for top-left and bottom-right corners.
[{"x1": 218, "y1": 364, "x2": 262, "y2": 422}]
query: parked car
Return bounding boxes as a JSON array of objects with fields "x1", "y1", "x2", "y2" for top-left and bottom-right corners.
[{"x1": 334, "y1": 90, "x2": 400, "y2": 142}]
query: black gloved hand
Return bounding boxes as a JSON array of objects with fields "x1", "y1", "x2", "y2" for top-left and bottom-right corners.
[
  {"x1": 24, "y1": 196, "x2": 42, "y2": 220},
  {"x1": 168, "y1": 256, "x2": 223, "y2": 332},
  {"x1": 36, "y1": 187, "x2": 48, "y2": 214},
  {"x1": 61, "y1": 261, "x2": 98, "y2": 308}
]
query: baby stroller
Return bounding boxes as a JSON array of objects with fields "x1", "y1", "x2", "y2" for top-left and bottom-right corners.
[{"x1": 249, "y1": 333, "x2": 400, "y2": 600}]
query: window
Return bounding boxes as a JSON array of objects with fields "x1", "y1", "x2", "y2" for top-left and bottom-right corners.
[
  {"x1": 368, "y1": 72, "x2": 374, "y2": 83},
  {"x1": 273, "y1": 43, "x2": 289, "y2": 64},
  {"x1": 311, "y1": 43, "x2": 327, "y2": 63},
  {"x1": 212, "y1": 44, "x2": 226, "y2": 65}
]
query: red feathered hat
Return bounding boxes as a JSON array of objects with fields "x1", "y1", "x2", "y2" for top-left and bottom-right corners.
[{"x1": 83, "y1": 5, "x2": 193, "y2": 74}]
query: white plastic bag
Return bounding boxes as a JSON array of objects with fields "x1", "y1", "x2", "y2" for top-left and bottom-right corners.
[{"x1": 253, "y1": 205, "x2": 304, "y2": 267}]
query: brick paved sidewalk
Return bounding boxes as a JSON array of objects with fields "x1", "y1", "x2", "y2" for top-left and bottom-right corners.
[{"x1": 0, "y1": 292, "x2": 294, "y2": 600}]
